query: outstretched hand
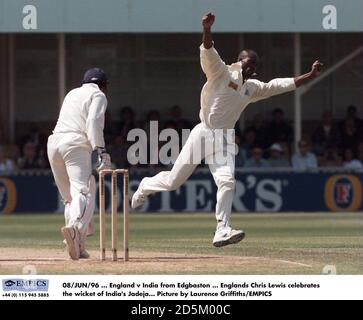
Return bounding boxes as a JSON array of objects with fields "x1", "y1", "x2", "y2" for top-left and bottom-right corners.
[
  {"x1": 202, "y1": 12, "x2": 215, "y2": 29},
  {"x1": 294, "y1": 60, "x2": 324, "y2": 87},
  {"x1": 311, "y1": 60, "x2": 323, "y2": 77}
]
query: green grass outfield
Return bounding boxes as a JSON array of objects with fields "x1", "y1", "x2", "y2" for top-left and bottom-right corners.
[{"x1": 0, "y1": 212, "x2": 362, "y2": 274}]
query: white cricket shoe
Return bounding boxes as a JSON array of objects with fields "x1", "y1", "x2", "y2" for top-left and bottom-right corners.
[
  {"x1": 61, "y1": 226, "x2": 80, "y2": 260},
  {"x1": 213, "y1": 227, "x2": 245, "y2": 248},
  {"x1": 131, "y1": 178, "x2": 148, "y2": 209}
]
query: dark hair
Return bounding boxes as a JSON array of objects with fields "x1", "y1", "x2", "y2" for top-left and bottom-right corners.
[
  {"x1": 251, "y1": 144, "x2": 264, "y2": 151},
  {"x1": 298, "y1": 140, "x2": 308, "y2": 147},
  {"x1": 244, "y1": 49, "x2": 259, "y2": 66}
]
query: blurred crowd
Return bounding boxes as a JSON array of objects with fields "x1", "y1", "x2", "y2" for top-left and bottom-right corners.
[
  {"x1": 235, "y1": 105, "x2": 363, "y2": 171},
  {"x1": 0, "y1": 128, "x2": 49, "y2": 172},
  {"x1": 1, "y1": 104, "x2": 363, "y2": 174}
]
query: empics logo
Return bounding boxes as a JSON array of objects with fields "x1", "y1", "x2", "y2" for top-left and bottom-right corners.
[
  {"x1": 2, "y1": 279, "x2": 49, "y2": 292},
  {"x1": 4, "y1": 280, "x2": 16, "y2": 287},
  {"x1": 324, "y1": 175, "x2": 362, "y2": 211}
]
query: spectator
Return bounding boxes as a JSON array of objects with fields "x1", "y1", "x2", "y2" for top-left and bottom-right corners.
[
  {"x1": 343, "y1": 148, "x2": 363, "y2": 172},
  {"x1": 244, "y1": 146, "x2": 270, "y2": 168},
  {"x1": 240, "y1": 128, "x2": 256, "y2": 160},
  {"x1": 163, "y1": 120, "x2": 183, "y2": 151},
  {"x1": 312, "y1": 111, "x2": 341, "y2": 156},
  {"x1": 267, "y1": 108, "x2": 293, "y2": 146},
  {"x1": 17, "y1": 141, "x2": 40, "y2": 169},
  {"x1": 340, "y1": 105, "x2": 363, "y2": 133},
  {"x1": 6, "y1": 144, "x2": 20, "y2": 165},
  {"x1": 118, "y1": 106, "x2": 136, "y2": 139},
  {"x1": 143, "y1": 110, "x2": 162, "y2": 165},
  {"x1": 267, "y1": 143, "x2": 290, "y2": 167},
  {"x1": 148, "y1": 110, "x2": 161, "y2": 122},
  {"x1": 103, "y1": 110, "x2": 118, "y2": 145},
  {"x1": 144, "y1": 109, "x2": 162, "y2": 129},
  {"x1": 19, "y1": 126, "x2": 47, "y2": 153},
  {"x1": 109, "y1": 135, "x2": 130, "y2": 169},
  {"x1": 291, "y1": 140, "x2": 318, "y2": 170},
  {"x1": 319, "y1": 145, "x2": 342, "y2": 167},
  {"x1": 340, "y1": 118, "x2": 359, "y2": 151},
  {"x1": 245, "y1": 113, "x2": 269, "y2": 148},
  {"x1": 357, "y1": 142, "x2": 363, "y2": 164},
  {"x1": 166, "y1": 105, "x2": 193, "y2": 132},
  {"x1": 358, "y1": 105, "x2": 363, "y2": 135},
  {"x1": 164, "y1": 120, "x2": 178, "y2": 131},
  {"x1": 278, "y1": 141, "x2": 292, "y2": 162},
  {"x1": 234, "y1": 134, "x2": 247, "y2": 167},
  {"x1": 144, "y1": 109, "x2": 161, "y2": 131},
  {"x1": 38, "y1": 147, "x2": 50, "y2": 169},
  {"x1": 0, "y1": 145, "x2": 16, "y2": 172}
]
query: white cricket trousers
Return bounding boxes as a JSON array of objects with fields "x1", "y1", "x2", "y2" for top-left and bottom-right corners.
[
  {"x1": 47, "y1": 133, "x2": 95, "y2": 236},
  {"x1": 141, "y1": 123, "x2": 235, "y2": 229}
]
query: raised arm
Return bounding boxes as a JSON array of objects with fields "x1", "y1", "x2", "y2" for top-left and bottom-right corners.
[
  {"x1": 294, "y1": 60, "x2": 323, "y2": 87},
  {"x1": 202, "y1": 12, "x2": 214, "y2": 49},
  {"x1": 248, "y1": 78, "x2": 296, "y2": 102},
  {"x1": 248, "y1": 60, "x2": 324, "y2": 102},
  {"x1": 200, "y1": 12, "x2": 228, "y2": 80}
]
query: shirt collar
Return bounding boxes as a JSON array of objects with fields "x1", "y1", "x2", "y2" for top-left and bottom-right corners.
[{"x1": 82, "y1": 83, "x2": 99, "y2": 89}]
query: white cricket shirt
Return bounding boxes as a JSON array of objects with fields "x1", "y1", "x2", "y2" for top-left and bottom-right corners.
[
  {"x1": 53, "y1": 83, "x2": 107, "y2": 150},
  {"x1": 199, "y1": 44, "x2": 296, "y2": 129}
]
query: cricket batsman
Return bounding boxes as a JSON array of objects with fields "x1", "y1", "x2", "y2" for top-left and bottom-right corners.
[
  {"x1": 47, "y1": 68, "x2": 111, "y2": 260},
  {"x1": 132, "y1": 12, "x2": 323, "y2": 247}
]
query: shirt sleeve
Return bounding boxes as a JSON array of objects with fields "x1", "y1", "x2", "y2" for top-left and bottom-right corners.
[
  {"x1": 309, "y1": 154, "x2": 318, "y2": 168},
  {"x1": 247, "y1": 78, "x2": 296, "y2": 103},
  {"x1": 86, "y1": 92, "x2": 107, "y2": 150},
  {"x1": 291, "y1": 155, "x2": 299, "y2": 169},
  {"x1": 200, "y1": 43, "x2": 228, "y2": 81}
]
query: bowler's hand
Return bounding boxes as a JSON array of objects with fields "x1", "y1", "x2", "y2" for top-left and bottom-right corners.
[
  {"x1": 311, "y1": 60, "x2": 323, "y2": 77},
  {"x1": 202, "y1": 12, "x2": 215, "y2": 29}
]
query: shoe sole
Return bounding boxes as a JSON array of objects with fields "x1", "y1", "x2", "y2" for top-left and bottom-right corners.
[
  {"x1": 61, "y1": 227, "x2": 80, "y2": 260},
  {"x1": 213, "y1": 231, "x2": 245, "y2": 248}
]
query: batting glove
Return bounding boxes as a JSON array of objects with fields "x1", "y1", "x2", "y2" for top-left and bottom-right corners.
[{"x1": 96, "y1": 147, "x2": 112, "y2": 172}]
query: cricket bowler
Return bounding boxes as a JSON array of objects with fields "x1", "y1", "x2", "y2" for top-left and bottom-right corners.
[
  {"x1": 132, "y1": 12, "x2": 323, "y2": 247},
  {"x1": 47, "y1": 68, "x2": 112, "y2": 260}
]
